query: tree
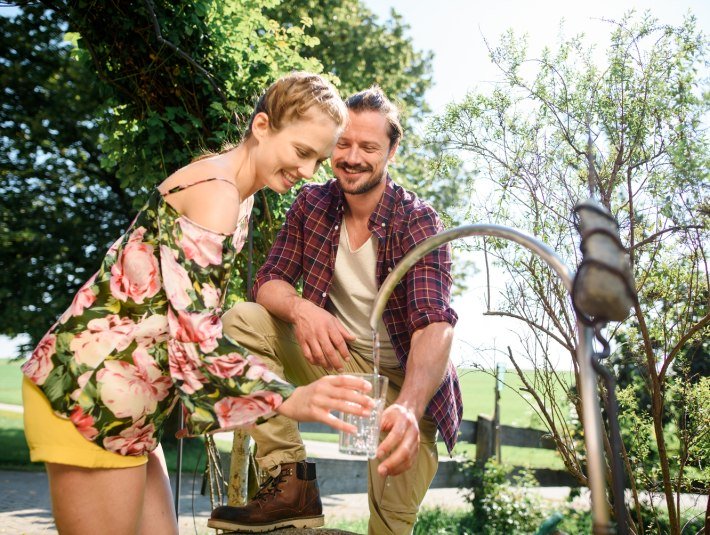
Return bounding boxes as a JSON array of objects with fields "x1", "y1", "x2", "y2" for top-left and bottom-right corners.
[
  {"x1": 265, "y1": 0, "x2": 467, "y2": 238},
  {"x1": 2, "y1": 0, "x2": 462, "y2": 348},
  {"x1": 0, "y1": 6, "x2": 132, "y2": 346},
  {"x1": 427, "y1": 13, "x2": 709, "y2": 534}
]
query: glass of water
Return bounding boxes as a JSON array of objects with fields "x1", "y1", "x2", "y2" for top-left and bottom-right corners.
[{"x1": 338, "y1": 373, "x2": 388, "y2": 458}]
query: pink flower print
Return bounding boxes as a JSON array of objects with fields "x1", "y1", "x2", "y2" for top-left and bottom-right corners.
[
  {"x1": 201, "y1": 284, "x2": 221, "y2": 310},
  {"x1": 168, "y1": 340, "x2": 207, "y2": 394},
  {"x1": 70, "y1": 370, "x2": 94, "y2": 401},
  {"x1": 245, "y1": 355, "x2": 279, "y2": 383},
  {"x1": 160, "y1": 245, "x2": 193, "y2": 310},
  {"x1": 70, "y1": 314, "x2": 136, "y2": 368},
  {"x1": 177, "y1": 217, "x2": 225, "y2": 267},
  {"x1": 22, "y1": 333, "x2": 56, "y2": 385},
  {"x1": 109, "y1": 226, "x2": 161, "y2": 304},
  {"x1": 69, "y1": 405, "x2": 99, "y2": 441},
  {"x1": 97, "y1": 347, "x2": 172, "y2": 421},
  {"x1": 106, "y1": 235, "x2": 125, "y2": 260},
  {"x1": 232, "y1": 218, "x2": 249, "y2": 252},
  {"x1": 168, "y1": 309, "x2": 222, "y2": 353},
  {"x1": 102, "y1": 417, "x2": 157, "y2": 456},
  {"x1": 133, "y1": 314, "x2": 169, "y2": 347},
  {"x1": 214, "y1": 391, "x2": 283, "y2": 430},
  {"x1": 60, "y1": 273, "x2": 98, "y2": 324},
  {"x1": 205, "y1": 352, "x2": 248, "y2": 379}
]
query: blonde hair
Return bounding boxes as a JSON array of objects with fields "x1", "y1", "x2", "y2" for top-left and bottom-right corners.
[
  {"x1": 193, "y1": 72, "x2": 346, "y2": 162},
  {"x1": 245, "y1": 71, "x2": 347, "y2": 137}
]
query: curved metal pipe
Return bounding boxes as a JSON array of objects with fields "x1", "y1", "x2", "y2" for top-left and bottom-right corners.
[
  {"x1": 369, "y1": 223, "x2": 610, "y2": 531},
  {"x1": 369, "y1": 224, "x2": 573, "y2": 332}
]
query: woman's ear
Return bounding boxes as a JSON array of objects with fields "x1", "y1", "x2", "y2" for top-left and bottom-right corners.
[{"x1": 251, "y1": 112, "x2": 271, "y2": 140}]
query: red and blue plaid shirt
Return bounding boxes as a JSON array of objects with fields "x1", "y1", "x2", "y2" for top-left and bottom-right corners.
[{"x1": 253, "y1": 176, "x2": 462, "y2": 453}]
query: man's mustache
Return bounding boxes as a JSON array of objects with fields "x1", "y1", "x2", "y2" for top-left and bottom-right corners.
[{"x1": 336, "y1": 162, "x2": 372, "y2": 173}]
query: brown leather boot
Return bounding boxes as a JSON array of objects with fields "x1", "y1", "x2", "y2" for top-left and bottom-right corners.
[{"x1": 207, "y1": 460, "x2": 324, "y2": 532}]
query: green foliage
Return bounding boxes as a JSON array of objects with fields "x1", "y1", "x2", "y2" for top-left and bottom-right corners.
[
  {"x1": 0, "y1": 411, "x2": 36, "y2": 471},
  {"x1": 413, "y1": 507, "x2": 475, "y2": 534},
  {"x1": 428, "y1": 12, "x2": 709, "y2": 534},
  {"x1": 264, "y1": 0, "x2": 469, "y2": 258},
  {"x1": 459, "y1": 459, "x2": 547, "y2": 534},
  {"x1": 0, "y1": 7, "x2": 132, "y2": 347},
  {"x1": 2, "y1": 0, "x2": 461, "y2": 346}
]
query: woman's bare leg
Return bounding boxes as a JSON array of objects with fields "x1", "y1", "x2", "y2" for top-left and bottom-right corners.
[
  {"x1": 46, "y1": 446, "x2": 178, "y2": 535},
  {"x1": 139, "y1": 445, "x2": 178, "y2": 535},
  {"x1": 46, "y1": 461, "x2": 149, "y2": 535}
]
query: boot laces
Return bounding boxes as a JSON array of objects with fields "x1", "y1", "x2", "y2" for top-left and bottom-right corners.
[{"x1": 253, "y1": 468, "x2": 293, "y2": 502}]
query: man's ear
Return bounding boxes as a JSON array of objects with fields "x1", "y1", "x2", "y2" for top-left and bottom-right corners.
[
  {"x1": 251, "y1": 112, "x2": 271, "y2": 140},
  {"x1": 387, "y1": 140, "x2": 400, "y2": 162}
]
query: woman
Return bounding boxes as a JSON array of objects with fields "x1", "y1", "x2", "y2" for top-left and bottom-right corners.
[{"x1": 21, "y1": 72, "x2": 372, "y2": 534}]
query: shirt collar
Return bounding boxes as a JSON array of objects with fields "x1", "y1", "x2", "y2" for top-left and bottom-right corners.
[
  {"x1": 368, "y1": 174, "x2": 395, "y2": 238},
  {"x1": 327, "y1": 175, "x2": 394, "y2": 238}
]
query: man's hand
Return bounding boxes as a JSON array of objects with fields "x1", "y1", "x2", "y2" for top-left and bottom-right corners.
[
  {"x1": 293, "y1": 299, "x2": 355, "y2": 370},
  {"x1": 375, "y1": 403, "x2": 420, "y2": 477}
]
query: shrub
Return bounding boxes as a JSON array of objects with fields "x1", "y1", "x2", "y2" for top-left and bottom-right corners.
[{"x1": 461, "y1": 459, "x2": 548, "y2": 534}]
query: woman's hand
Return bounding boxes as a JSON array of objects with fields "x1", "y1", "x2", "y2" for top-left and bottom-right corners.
[{"x1": 276, "y1": 375, "x2": 374, "y2": 434}]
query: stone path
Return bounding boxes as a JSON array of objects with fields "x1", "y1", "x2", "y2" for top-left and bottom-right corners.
[{"x1": 0, "y1": 469, "x2": 472, "y2": 535}]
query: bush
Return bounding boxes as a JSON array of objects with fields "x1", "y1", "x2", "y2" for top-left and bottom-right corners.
[
  {"x1": 460, "y1": 459, "x2": 548, "y2": 534},
  {"x1": 414, "y1": 507, "x2": 476, "y2": 534}
]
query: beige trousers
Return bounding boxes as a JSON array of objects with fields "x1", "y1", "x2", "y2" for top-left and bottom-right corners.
[{"x1": 222, "y1": 302, "x2": 438, "y2": 535}]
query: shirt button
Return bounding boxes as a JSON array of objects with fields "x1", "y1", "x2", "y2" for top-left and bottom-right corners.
[
  {"x1": 334, "y1": 225, "x2": 339, "y2": 230},
  {"x1": 321, "y1": 292, "x2": 327, "y2": 297},
  {"x1": 388, "y1": 267, "x2": 392, "y2": 272},
  {"x1": 381, "y1": 222, "x2": 386, "y2": 227}
]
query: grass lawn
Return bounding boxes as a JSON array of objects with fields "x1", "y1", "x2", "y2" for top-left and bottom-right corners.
[
  {"x1": 0, "y1": 359, "x2": 23, "y2": 405},
  {"x1": 287, "y1": 432, "x2": 566, "y2": 470},
  {"x1": 0, "y1": 365, "x2": 573, "y2": 472},
  {"x1": 456, "y1": 368, "x2": 575, "y2": 429},
  {"x1": 0, "y1": 410, "x2": 36, "y2": 471}
]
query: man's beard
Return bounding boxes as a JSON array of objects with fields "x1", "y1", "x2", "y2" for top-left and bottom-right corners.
[{"x1": 336, "y1": 162, "x2": 385, "y2": 195}]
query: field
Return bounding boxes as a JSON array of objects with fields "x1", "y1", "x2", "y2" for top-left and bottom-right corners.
[
  {"x1": 0, "y1": 359, "x2": 573, "y2": 470},
  {"x1": 0, "y1": 359, "x2": 23, "y2": 405}
]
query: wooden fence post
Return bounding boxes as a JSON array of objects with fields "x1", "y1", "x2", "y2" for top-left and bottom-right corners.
[{"x1": 475, "y1": 414, "x2": 494, "y2": 466}]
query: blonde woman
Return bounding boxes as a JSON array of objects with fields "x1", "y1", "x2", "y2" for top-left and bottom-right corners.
[{"x1": 21, "y1": 72, "x2": 373, "y2": 535}]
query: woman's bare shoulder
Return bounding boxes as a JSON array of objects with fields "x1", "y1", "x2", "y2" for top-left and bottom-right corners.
[{"x1": 158, "y1": 157, "x2": 235, "y2": 193}]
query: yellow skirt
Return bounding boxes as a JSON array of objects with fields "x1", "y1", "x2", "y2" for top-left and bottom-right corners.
[{"x1": 22, "y1": 376, "x2": 148, "y2": 468}]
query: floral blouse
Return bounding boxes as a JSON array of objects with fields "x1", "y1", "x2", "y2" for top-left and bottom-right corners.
[{"x1": 22, "y1": 178, "x2": 295, "y2": 456}]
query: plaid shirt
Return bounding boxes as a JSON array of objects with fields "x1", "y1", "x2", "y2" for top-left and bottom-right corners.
[{"x1": 253, "y1": 176, "x2": 462, "y2": 452}]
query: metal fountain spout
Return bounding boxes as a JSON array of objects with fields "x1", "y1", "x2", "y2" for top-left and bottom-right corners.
[{"x1": 369, "y1": 201, "x2": 634, "y2": 535}]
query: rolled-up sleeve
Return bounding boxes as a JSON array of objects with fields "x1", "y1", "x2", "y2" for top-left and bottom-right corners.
[{"x1": 403, "y1": 207, "x2": 458, "y2": 335}]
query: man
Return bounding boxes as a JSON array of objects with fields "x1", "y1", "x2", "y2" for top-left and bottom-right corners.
[{"x1": 209, "y1": 86, "x2": 462, "y2": 534}]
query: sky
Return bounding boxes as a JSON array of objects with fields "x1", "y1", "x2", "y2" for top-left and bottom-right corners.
[
  {"x1": 360, "y1": 0, "x2": 709, "y2": 370},
  {"x1": 362, "y1": 0, "x2": 709, "y2": 113},
  {"x1": 2, "y1": 1, "x2": 708, "y2": 366}
]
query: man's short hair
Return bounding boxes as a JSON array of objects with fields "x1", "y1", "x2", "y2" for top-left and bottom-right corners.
[{"x1": 345, "y1": 86, "x2": 403, "y2": 149}]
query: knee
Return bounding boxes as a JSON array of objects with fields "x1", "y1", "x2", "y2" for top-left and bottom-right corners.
[{"x1": 221, "y1": 301, "x2": 270, "y2": 339}]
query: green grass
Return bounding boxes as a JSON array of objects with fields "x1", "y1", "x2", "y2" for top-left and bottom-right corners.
[
  {"x1": 0, "y1": 359, "x2": 23, "y2": 405},
  {"x1": 293, "y1": 431, "x2": 565, "y2": 470},
  {"x1": 0, "y1": 367, "x2": 572, "y2": 472},
  {"x1": 457, "y1": 368, "x2": 574, "y2": 429},
  {"x1": 0, "y1": 410, "x2": 37, "y2": 471},
  {"x1": 323, "y1": 516, "x2": 369, "y2": 533}
]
